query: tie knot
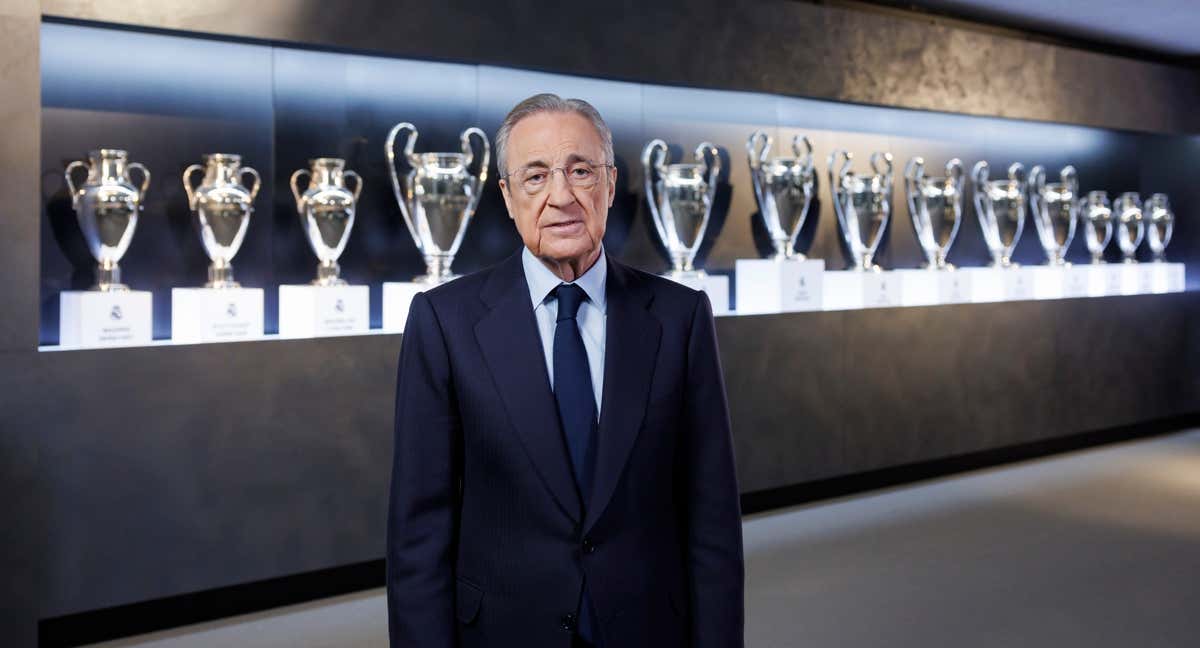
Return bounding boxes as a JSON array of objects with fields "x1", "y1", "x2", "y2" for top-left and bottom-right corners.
[{"x1": 554, "y1": 283, "x2": 587, "y2": 321}]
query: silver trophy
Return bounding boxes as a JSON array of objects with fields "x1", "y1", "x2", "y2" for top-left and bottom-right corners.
[
  {"x1": 1143, "y1": 193, "x2": 1174, "y2": 262},
  {"x1": 183, "y1": 154, "x2": 261, "y2": 288},
  {"x1": 1114, "y1": 192, "x2": 1145, "y2": 263},
  {"x1": 972, "y1": 161, "x2": 1027, "y2": 268},
  {"x1": 747, "y1": 131, "x2": 815, "y2": 260},
  {"x1": 290, "y1": 158, "x2": 363, "y2": 286},
  {"x1": 828, "y1": 149, "x2": 893, "y2": 271},
  {"x1": 904, "y1": 157, "x2": 964, "y2": 270},
  {"x1": 643, "y1": 139, "x2": 721, "y2": 278},
  {"x1": 1028, "y1": 165, "x2": 1079, "y2": 266},
  {"x1": 386, "y1": 123, "x2": 489, "y2": 284},
  {"x1": 64, "y1": 149, "x2": 150, "y2": 291},
  {"x1": 1079, "y1": 191, "x2": 1113, "y2": 264}
]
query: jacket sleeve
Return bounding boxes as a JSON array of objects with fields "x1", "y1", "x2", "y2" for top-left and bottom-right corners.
[
  {"x1": 682, "y1": 291, "x2": 745, "y2": 647},
  {"x1": 387, "y1": 292, "x2": 462, "y2": 647}
]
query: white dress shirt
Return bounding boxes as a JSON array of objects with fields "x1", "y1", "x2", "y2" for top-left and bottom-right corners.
[{"x1": 521, "y1": 246, "x2": 607, "y2": 416}]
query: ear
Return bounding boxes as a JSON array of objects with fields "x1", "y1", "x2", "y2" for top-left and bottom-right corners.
[
  {"x1": 499, "y1": 178, "x2": 515, "y2": 220},
  {"x1": 607, "y1": 165, "x2": 617, "y2": 208}
]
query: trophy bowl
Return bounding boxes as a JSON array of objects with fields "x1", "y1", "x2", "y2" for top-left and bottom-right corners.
[
  {"x1": 828, "y1": 149, "x2": 892, "y2": 271},
  {"x1": 1143, "y1": 193, "x2": 1174, "y2": 262},
  {"x1": 291, "y1": 157, "x2": 363, "y2": 286},
  {"x1": 64, "y1": 149, "x2": 151, "y2": 291},
  {"x1": 747, "y1": 130, "x2": 815, "y2": 260},
  {"x1": 1114, "y1": 191, "x2": 1145, "y2": 263},
  {"x1": 184, "y1": 153, "x2": 261, "y2": 288},
  {"x1": 1079, "y1": 190, "x2": 1113, "y2": 264},
  {"x1": 1029, "y1": 165, "x2": 1079, "y2": 266},
  {"x1": 643, "y1": 139, "x2": 721, "y2": 278},
  {"x1": 904, "y1": 157, "x2": 964, "y2": 270},
  {"x1": 386, "y1": 122, "x2": 489, "y2": 285},
  {"x1": 972, "y1": 161, "x2": 1027, "y2": 268}
]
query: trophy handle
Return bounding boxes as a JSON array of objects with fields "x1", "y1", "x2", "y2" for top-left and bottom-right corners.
[
  {"x1": 945, "y1": 159, "x2": 964, "y2": 187},
  {"x1": 869, "y1": 151, "x2": 893, "y2": 182},
  {"x1": 461, "y1": 126, "x2": 491, "y2": 183},
  {"x1": 126, "y1": 162, "x2": 151, "y2": 201},
  {"x1": 1028, "y1": 165, "x2": 1046, "y2": 228},
  {"x1": 746, "y1": 130, "x2": 771, "y2": 213},
  {"x1": 241, "y1": 166, "x2": 262, "y2": 202},
  {"x1": 344, "y1": 170, "x2": 364, "y2": 202},
  {"x1": 696, "y1": 141, "x2": 721, "y2": 211},
  {"x1": 65, "y1": 160, "x2": 87, "y2": 208},
  {"x1": 182, "y1": 164, "x2": 204, "y2": 209},
  {"x1": 904, "y1": 156, "x2": 925, "y2": 237},
  {"x1": 289, "y1": 168, "x2": 310, "y2": 213},
  {"x1": 1007, "y1": 162, "x2": 1026, "y2": 184},
  {"x1": 1060, "y1": 165, "x2": 1078, "y2": 196},
  {"x1": 793, "y1": 134, "x2": 816, "y2": 196},
  {"x1": 641, "y1": 139, "x2": 670, "y2": 247},
  {"x1": 385, "y1": 121, "x2": 422, "y2": 251},
  {"x1": 827, "y1": 149, "x2": 853, "y2": 226}
]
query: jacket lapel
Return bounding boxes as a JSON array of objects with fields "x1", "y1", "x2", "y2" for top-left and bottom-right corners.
[
  {"x1": 584, "y1": 258, "x2": 662, "y2": 534},
  {"x1": 475, "y1": 252, "x2": 582, "y2": 523}
]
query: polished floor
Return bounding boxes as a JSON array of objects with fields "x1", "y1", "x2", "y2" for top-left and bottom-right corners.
[{"x1": 88, "y1": 429, "x2": 1200, "y2": 647}]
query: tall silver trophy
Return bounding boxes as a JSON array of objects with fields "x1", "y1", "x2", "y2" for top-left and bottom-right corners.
[
  {"x1": 1143, "y1": 193, "x2": 1174, "y2": 262},
  {"x1": 828, "y1": 149, "x2": 893, "y2": 271},
  {"x1": 1028, "y1": 165, "x2": 1079, "y2": 265},
  {"x1": 183, "y1": 154, "x2": 261, "y2": 288},
  {"x1": 904, "y1": 157, "x2": 963, "y2": 270},
  {"x1": 747, "y1": 130, "x2": 815, "y2": 260},
  {"x1": 290, "y1": 158, "x2": 363, "y2": 286},
  {"x1": 972, "y1": 162, "x2": 1027, "y2": 267},
  {"x1": 1079, "y1": 191, "x2": 1114, "y2": 264},
  {"x1": 643, "y1": 139, "x2": 721, "y2": 278},
  {"x1": 1113, "y1": 192, "x2": 1145, "y2": 263},
  {"x1": 64, "y1": 149, "x2": 151, "y2": 291},
  {"x1": 386, "y1": 123, "x2": 489, "y2": 284}
]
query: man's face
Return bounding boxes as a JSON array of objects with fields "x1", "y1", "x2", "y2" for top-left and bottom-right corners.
[{"x1": 499, "y1": 111, "x2": 616, "y2": 267}]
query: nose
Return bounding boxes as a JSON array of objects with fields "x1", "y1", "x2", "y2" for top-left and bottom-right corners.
[{"x1": 546, "y1": 168, "x2": 577, "y2": 208}]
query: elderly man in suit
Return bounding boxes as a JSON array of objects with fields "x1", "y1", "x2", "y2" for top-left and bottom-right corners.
[{"x1": 387, "y1": 93, "x2": 743, "y2": 648}]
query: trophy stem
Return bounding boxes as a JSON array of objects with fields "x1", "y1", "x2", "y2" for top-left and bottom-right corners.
[
  {"x1": 1090, "y1": 253, "x2": 1105, "y2": 265},
  {"x1": 669, "y1": 253, "x2": 696, "y2": 275},
  {"x1": 1123, "y1": 257, "x2": 1138, "y2": 265},
  {"x1": 206, "y1": 260, "x2": 241, "y2": 289},
  {"x1": 93, "y1": 260, "x2": 129, "y2": 292},
  {"x1": 415, "y1": 254, "x2": 458, "y2": 285},
  {"x1": 313, "y1": 260, "x2": 346, "y2": 286}
]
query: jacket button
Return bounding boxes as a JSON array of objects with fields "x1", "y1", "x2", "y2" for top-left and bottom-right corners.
[
  {"x1": 561, "y1": 613, "x2": 577, "y2": 633},
  {"x1": 582, "y1": 538, "x2": 596, "y2": 554}
]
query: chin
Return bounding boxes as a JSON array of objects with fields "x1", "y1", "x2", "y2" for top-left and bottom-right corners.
[{"x1": 539, "y1": 236, "x2": 596, "y2": 263}]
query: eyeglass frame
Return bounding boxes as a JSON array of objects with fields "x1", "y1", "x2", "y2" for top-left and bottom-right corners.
[{"x1": 500, "y1": 158, "x2": 616, "y2": 196}]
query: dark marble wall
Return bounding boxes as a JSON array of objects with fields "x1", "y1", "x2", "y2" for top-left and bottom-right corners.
[{"x1": 40, "y1": 0, "x2": 1200, "y2": 135}]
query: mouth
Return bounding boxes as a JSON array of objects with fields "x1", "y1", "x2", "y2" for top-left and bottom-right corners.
[{"x1": 542, "y1": 218, "x2": 585, "y2": 234}]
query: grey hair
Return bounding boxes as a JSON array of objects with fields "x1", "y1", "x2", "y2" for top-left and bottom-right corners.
[{"x1": 495, "y1": 93, "x2": 614, "y2": 176}]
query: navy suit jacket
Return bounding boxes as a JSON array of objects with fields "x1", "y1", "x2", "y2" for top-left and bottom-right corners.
[{"x1": 387, "y1": 250, "x2": 744, "y2": 647}]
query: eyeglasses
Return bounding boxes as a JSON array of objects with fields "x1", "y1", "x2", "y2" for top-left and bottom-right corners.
[{"x1": 503, "y1": 161, "x2": 613, "y2": 195}]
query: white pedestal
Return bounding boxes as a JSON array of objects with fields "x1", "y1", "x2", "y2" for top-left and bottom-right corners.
[
  {"x1": 1137, "y1": 264, "x2": 1155, "y2": 294},
  {"x1": 734, "y1": 258, "x2": 824, "y2": 314},
  {"x1": 278, "y1": 284, "x2": 369, "y2": 338},
  {"x1": 171, "y1": 287, "x2": 264, "y2": 343},
  {"x1": 963, "y1": 267, "x2": 1034, "y2": 303},
  {"x1": 60, "y1": 290, "x2": 153, "y2": 348},
  {"x1": 822, "y1": 270, "x2": 899, "y2": 310},
  {"x1": 894, "y1": 269, "x2": 971, "y2": 306},
  {"x1": 383, "y1": 282, "x2": 425, "y2": 332},
  {"x1": 1077, "y1": 264, "x2": 1110, "y2": 297},
  {"x1": 1029, "y1": 266, "x2": 1066, "y2": 300},
  {"x1": 1116, "y1": 263, "x2": 1143, "y2": 296},
  {"x1": 666, "y1": 273, "x2": 730, "y2": 314},
  {"x1": 1104, "y1": 265, "x2": 1124, "y2": 296},
  {"x1": 1167, "y1": 262, "x2": 1186, "y2": 292}
]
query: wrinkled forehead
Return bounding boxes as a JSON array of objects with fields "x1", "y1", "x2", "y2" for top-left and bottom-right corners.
[{"x1": 506, "y1": 111, "x2": 606, "y2": 168}]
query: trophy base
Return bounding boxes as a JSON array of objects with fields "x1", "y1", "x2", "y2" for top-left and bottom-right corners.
[
  {"x1": 311, "y1": 277, "x2": 349, "y2": 287},
  {"x1": 735, "y1": 258, "x2": 824, "y2": 314},
  {"x1": 205, "y1": 280, "x2": 243, "y2": 289},
  {"x1": 171, "y1": 287, "x2": 264, "y2": 343},
  {"x1": 661, "y1": 271, "x2": 729, "y2": 314},
  {"x1": 822, "y1": 270, "x2": 898, "y2": 310},
  {"x1": 962, "y1": 266, "x2": 1034, "y2": 303},
  {"x1": 60, "y1": 289, "x2": 153, "y2": 349},
  {"x1": 278, "y1": 284, "x2": 369, "y2": 338},
  {"x1": 91, "y1": 282, "x2": 131, "y2": 292},
  {"x1": 894, "y1": 268, "x2": 970, "y2": 306},
  {"x1": 412, "y1": 273, "x2": 460, "y2": 286},
  {"x1": 382, "y1": 281, "x2": 427, "y2": 332}
]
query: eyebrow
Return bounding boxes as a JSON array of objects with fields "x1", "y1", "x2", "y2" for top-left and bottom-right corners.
[{"x1": 516, "y1": 153, "x2": 596, "y2": 170}]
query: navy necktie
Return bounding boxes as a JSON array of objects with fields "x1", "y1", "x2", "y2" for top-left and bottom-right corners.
[{"x1": 551, "y1": 283, "x2": 599, "y2": 644}]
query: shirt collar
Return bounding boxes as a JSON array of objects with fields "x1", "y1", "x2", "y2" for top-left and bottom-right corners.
[{"x1": 521, "y1": 245, "x2": 608, "y2": 314}]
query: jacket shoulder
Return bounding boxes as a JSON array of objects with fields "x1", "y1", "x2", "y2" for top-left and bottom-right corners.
[{"x1": 616, "y1": 262, "x2": 707, "y2": 315}]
